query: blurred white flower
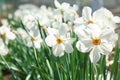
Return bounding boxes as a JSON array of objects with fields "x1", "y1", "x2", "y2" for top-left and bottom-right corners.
[
  {"x1": 74, "y1": 7, "x2": 95, "y2": 26},
  {"x1": 17, "y1": 27, "x2": 42, "y2": 49},
  {"x1": 93, "y1": 7, "x2": 120, "y2": 28},
  {"x1": 14, "y1": 4, "x2": 39, "y2": 19},
  {"x1": 27, "y1": 27, "x2": 43, "y2": 49},
  {"x1": 0, "y1": 39, "x2": 9, "y2": 56},
  {"x1": 45, "y1": 27, "x2": 75, "y2": 57},
  {"x1": 75, "y1": 25, "x2": 117, "y2": 63},
  {"x1": 54, "y1": 0, "x2": 70, "y2": 12},
  {"x1": 0, "y1": 20, "x2": 16, "y2": 44},
  {"x1": 22, "y1": 14, "x2": 37, "y2": 30},
  {"x1": 0, "y1": 26, "x2": 16, "y2": 40},
  {"x1": 63, "y1": 5, "x2": 79, "y2": 22}
]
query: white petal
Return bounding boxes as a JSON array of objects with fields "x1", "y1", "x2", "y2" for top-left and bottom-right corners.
[
  {"x1": 47, "y1": 28, "x2": 58, "y2": 35},
  {"x1": 82, "y1": 6, "x2": 92, "y2": 21},
  {"x1": 59, "y1": 23, "x2": 68, "y2": 35},
  {"x1": 87, "y1": 24, "x2": 101, "y2": 38},
  {"x1": 73, "y1": 4, "x2": 78, "y2": 11},
  {"x1": 61, "y1": 3, "x2": 70, "y2": 10},
  {"x1": 111, "y1": 33, "x2": 118, "y2": 47},
  {"x1": 45, "y1": 35, "x2": 57, "y2": 47},
  {"x1": 75, "y1": 28, "x2": 89, "y2": 39},
  {"x1": 65, "y1": 44, "x2": 73, "y2": 53},
  {"x1": 100, "y1": 28, "x2": 114, "y2": 40},
  {"x1": 6, "y1": 32, "x2": 16, "y2": 40},
  {"x1": 34, "y1": 41, "x2": 41, "y2": 49},
  {"x1": 113, "y1": 16, "x2": 120, "y2": 23},
  {"x1": 100, "y1": 43, "x2": 113, "y2": 55},
  {"x1": 64, "y1": 38, "x2": 75, "y2": 44},
  {"x1": 54, "y1": 0, "x2": 61, "y2": 8},
  {"x1": 53, "y1": 44, "x2": 65, "y2": 57},
  {"x1": 93, "y1": 7, "x2": 113, "y2": 20},
  {"x1": 0, "y1": 48, "x2": 9, "y2": 56},
  {"x1": 89, "y1": 47, "x2": 101, "y2": 63},
  {"x1": 74, "y1": 17, "x2": 85, "y2": 26},
  {"x1": 76, "y1": 40, "x2": 92, "y2": 53}
]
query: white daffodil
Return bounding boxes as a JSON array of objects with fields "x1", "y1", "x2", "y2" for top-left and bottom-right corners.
[
  {"x1": 27, "y1": 27, "x2": 42, "y2": 49},
  {"x1": 14, "y1": 4, "x2": 39, "y2": 19},
  {"x1": 75, "y1": 25, "x2": 117, "y2": 63},
  {"x1": 36, "y1": 5, "x2": 53, "y2": 27},
  {"x1": 63, "y1": 5, "x2": 79, "y2": 22},
  {"x1": 0, "y1": 26, "x2": 16, "y2": 44},
  {"x1": 74, "y1": 7, "x2": 111, "y2": 29},
  {"x1": 50, "y1": 14, "x2": 62, "y2": 28},
  {"x1": 74, "y1": 7, "x2": 97, "y2": 26},
  {"x1": 17, "y1": 28, "x2": 29, "y2": 40},
  {"x1": 93, "y1": 7, "x2": 120, "y2": 28},
  {"x1": 17, "y1": 27, "x2": 42, "y2": 49},
  {"x1": 22, "y1": 14, "x2": 37, "y2": 30},
  {"x1": 0, "y1": 39, "x2": 9, "y2": 56},
  {"x1": 45, "y1": 27, "x2": 75, "y2": 57},
  {"x1": 54, "y1": 0, "x2": 70, "y2": 12}
]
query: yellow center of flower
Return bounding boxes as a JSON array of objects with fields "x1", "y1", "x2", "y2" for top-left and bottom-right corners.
[
  {"x1": 32, "y1": 37, "x2": 37, "y2": 41},
  {"x1": 92, "y1": 38, "x2": 101, "y2": 45},
  {"x1": 56, "y1": 37, "x2": 63, "y2": 44},
  {"x1": 73, "y1": 11, "x2": 78, "y2": 16},
  {"x1": 54, "y1": 18, "x2": 58, "y2": 22},
  {"x1": 108, "y1": 17, "x2": 112, "y2": 21},
  {"x1": 3, "y1": 32, "x2": 6, "y2": 37},
  {"x1": 87, "y1": 20, "x2": 94, "y2": 24}
]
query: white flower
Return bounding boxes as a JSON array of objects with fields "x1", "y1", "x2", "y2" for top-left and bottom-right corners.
[
  {"x1": 0, "y1": 26, "x2": 16, "y2": 44},
  {"x1": 74, "y1": 7, "x2": 97, "y2": 26},
  {"x1": 22, "y1": 14, "x2": 37, "y2": 30},
  {"x1": 50, "y1": 14, "x2": 62, "y2": 28},
  {"x1": 54, "y1": 0, "x2": 70, "y2": 12},
  {"x1": 93, "y1": 7, "x2": 120, "y2": 28},
  {"x1": 45, "y1": 26, "x2": 75, "y2": 57},
  {"x1": 17, "y1": 28, "x2": 29, "y2": 39},
  {"x1": 75, "y1": 25, "x2": 117, "y2": 63},
  {"x1": 27, "y1": 27, "x2": 42, "y2": 49},
  {"x1": 14, "y1": 4, "x2": 39, "y2": 19},
  {"x1": 0, "y1": 39, "x2": 9, "y2": 56},
  {"x1": 63, "y1": 5, "x2": 79, "y2": 22},
  {"x1": 17, "y1": 27, "x2": 42, "y2": 49}
]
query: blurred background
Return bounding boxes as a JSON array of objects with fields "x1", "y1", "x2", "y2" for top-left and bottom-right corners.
[{"x1": 0, "y1": 0, "x2": 120, "y2": 18}]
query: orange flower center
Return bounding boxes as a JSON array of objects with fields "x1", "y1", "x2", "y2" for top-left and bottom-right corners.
[
  {"x1": 87, "y1": 20, "x2": 94, "y2": 24},
  {"x1": 92, "y1": 38, "x2": 101, "y2": 45},
  {"x1": 32, "y1": 37, "x2": 37, "y2": 41},
  {"x1": 56, "y1": 37, "x2": 63, "y2": 44},
  {"x1": 3, "y1": 32, "x2": 6, "y2": 36}
]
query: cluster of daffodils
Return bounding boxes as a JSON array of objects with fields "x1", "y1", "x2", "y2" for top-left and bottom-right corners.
[
  {"x1": 13, "y1": 0, "x2": 120, "y2": 63},
  {"x1": 0, "y1": 19, "x2": 16, "y2": 55}
]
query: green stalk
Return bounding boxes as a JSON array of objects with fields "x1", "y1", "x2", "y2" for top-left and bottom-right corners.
[
  {"x1": 56, "y1": 63, "x2": 62, "y2": 80},
  {"x1": 0, "y1": 55, "x2": 17, "y2": 79},
  {"x1": 33, "y1": 47, "x2": 40, "y2": 67},
  {"x1": 66, "y1": 54, "x2": 72, "y2": 80}
]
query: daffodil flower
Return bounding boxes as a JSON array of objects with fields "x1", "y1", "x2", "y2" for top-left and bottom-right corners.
[
  {"x1": 93, "y1": 7, "x2": 120, "y2": 28},
  {"x1": 45, "y1": 26, "x2": 75, "y2": 57},
  {"x1": 0, "y1": 39, "x2": 9, "y2": 56},
  {"x1": 54, "y1": 0, "x2": 70, "y2": 12},
  {"x1": 0, "y1": 26, "x2": 16, "y2": 44},
  {"x1": 75, "y1": 25, "x2": 117, "y2": 63}
]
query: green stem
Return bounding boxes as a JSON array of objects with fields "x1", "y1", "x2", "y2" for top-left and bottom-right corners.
[
  {"x1": 33, "y1": 47, "x2": 40, "y2": 67},
  {"x1": 0, "y1": 55, "x2": 17, "y2": 79}
]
